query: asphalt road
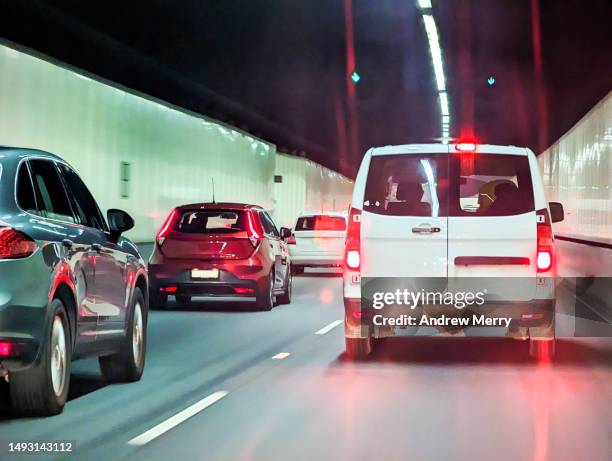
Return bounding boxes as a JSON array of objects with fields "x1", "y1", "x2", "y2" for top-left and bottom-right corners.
[{"x1": 1, "y1": 269, "x2": 611, "y2": 461}]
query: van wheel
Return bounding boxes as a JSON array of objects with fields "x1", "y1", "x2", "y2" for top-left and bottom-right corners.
[
  {"x1": 99, "y1": 288, "x2": 147, "y2": 382},
  {"x1": 10, "y1": 299, "x2": 71, "y2": 416},
  {"x1": 256, "y1": 272, "x2": 274, "y2": 311},
  {"x1": 176, "y1": 295, "x2": 191, "y2": 305},
  {"x1": 277, "y1": 270, "x2": 292, "y2": 305},
  {"x1": 529, "y1": 338, "x2": 556, "y2": 360},
  {"x1": 345, "y1": 337, "x2": 372, "y2": 360},
  {"x1": 149, "y1": 290, "x2": 168, "y2": 310}
]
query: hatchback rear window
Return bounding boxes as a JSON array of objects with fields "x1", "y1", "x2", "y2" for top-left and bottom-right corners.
[
  {"x1": 176, "y1": 210, "x2": 246, "y2": 233},
  {"x1": 295, "y1": 215, "x2": 346, "y2": 231},
  {"x1": 363, "y1": 153, "x2": 534, "y2": 217}
]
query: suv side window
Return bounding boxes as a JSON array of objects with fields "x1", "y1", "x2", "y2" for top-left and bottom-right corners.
[
  {"x1": 28, "y1": 159, "x2": 76, "y2": 223},
  {"x1": 16, "y1": 162, "x2": 37, "y2": 214},
  {"x1": 259, "y1": 211, "x2": 280, "y2": 238},
  {"x1": 58, "y1": 164, "x2": 108, "y2": 232}
]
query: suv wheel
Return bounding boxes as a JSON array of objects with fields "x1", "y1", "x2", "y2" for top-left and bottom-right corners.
[
  {"x1": 99, "y1": 288, "x2": 147, "y2": 382},
  {"x1": 149, "y1": 290, "x2": 168, "y2": 310},
  {"x1": 277, "y1": 269, "x2": 292, "y2": 305},
  {"x1": 345, "y1": 337, "x2": 372, "y2": 360},
  {"x1": 10, "y1": 299, "x2": 72, "y2": 416},
  {"x1": 256, "y1": 271, "x2": 275, "y2": 311},
  {"x1": 176, "y1": 295, "x2": 191, "y2": 305}
]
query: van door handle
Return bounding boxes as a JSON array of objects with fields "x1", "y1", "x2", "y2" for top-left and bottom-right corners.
[
  {"x1": 91, "y1": 243, "x2": 102, "y2": 253},
  {"x1": 412, "y1": 226, "x2": 440, "y2": 234},
  {"x1": 62, "y1": 239, "x2": 73, "y2": 248}
]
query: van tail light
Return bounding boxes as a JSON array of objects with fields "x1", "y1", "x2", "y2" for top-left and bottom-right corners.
[
  {"x1": 287, "y1": 234, "x2": 296, "y2": 245},
  {"x1": 536, "y1": 208, "x2": 553, "y2": 272},
  {"x1": 156, "y1": 209, "x2": 179, "y2": 246},
  {"x1": 344, "y1": 207, "x2": 361, "y2": 270},
  {"x1": 246, "y1": 210, "x2": 264, "y2": 248},
  {"x1": 0, "y1": 227, "x2": 38, "y2": 259}
]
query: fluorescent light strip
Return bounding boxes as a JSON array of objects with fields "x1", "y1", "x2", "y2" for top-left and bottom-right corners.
[
  {"x1": 422, "y1": 15, "x2": 446, "y2": 92},
  {"x1": 442, "y1": 115, "x2": 450, "y2": 124},
  {"x1": 417, "y1": 0, "x2": 432, "y2": 8},
  {"x1": 439, "y1": 92, "x2": 449, "y2": 116}
]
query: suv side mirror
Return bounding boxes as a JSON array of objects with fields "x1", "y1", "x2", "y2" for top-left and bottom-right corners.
[
  {"x1": 549, "y1": 202, "x2": 564, "y2": 223},
  {"x1": 107, "y1": 209, "x2": 134, "y2": 240},
  {"x1": 280, "y1": 227, "x2": 291, "y2": 240}
]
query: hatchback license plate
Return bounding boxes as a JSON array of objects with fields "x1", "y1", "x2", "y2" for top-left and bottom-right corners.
[{"x1": 191, "y1": 268, "x2": 219, "y2": 279}]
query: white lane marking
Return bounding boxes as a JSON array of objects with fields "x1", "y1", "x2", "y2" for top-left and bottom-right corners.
[
  {"x1": 315, "y1": 319, "x2": 343, "y2": 336},
  {"x1": 272, "y1": 352, "x2": 291, "y2": 360},
  {"x1": 127, "y1": 390, "x2": 228, "y2": 446}
]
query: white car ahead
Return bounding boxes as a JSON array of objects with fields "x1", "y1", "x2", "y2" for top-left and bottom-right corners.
[
  {"x1": 343, "y1": 142, "x2": 564, "y2": 359},
  {"x1": 288, "y1": 212, "x2": 347, "y2": 274}
]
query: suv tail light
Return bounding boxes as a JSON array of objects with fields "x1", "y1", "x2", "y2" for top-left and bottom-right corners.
[
  {"x1": 246, "y1": 210, "x2": 264, "y2": 248},
  {"x1": 536, "y1": 208, "x2": 553, "y2": 272},
  {"x1": 344, "y1": 207, "x2": 361, "y2": 270},
  {"x1": 0, "y1": 227, "x2": 38, "y2": 259},
  {"x1": 156, "y1": 209, "x2": 179, "y2": 246},
  {"x1": 287, "y1": 234, "x2": 296, "y2": 245}
]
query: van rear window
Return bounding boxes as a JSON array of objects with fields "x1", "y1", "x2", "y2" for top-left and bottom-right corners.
[
  {"x1": 363, "y1": 153, "x2": 534, "y2": 217},
  {"x1": 296, "y1": 215, "x2": 346, "y2": 231},
  {"x1": 177, "y1": 210, "x2": 246, "y2": 233}
]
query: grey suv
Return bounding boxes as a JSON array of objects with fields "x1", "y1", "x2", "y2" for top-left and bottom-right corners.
[{"x1": 0, "y1": 147, "x2": 149, "y2": 415}]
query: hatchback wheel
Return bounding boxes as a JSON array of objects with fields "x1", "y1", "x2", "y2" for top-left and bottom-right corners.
[
  {"x1": 256, "y1": 271, "x2": 274, "y2": 311},
  {"x1": 277, "y1": 269, "x2": 292, "y2": 305},
  {"x1": 99, "y1": 287, "x2": 147, "y2": 382},
  {"x1": 10, "y1": 299, "x2": 72, "y2": 416}
]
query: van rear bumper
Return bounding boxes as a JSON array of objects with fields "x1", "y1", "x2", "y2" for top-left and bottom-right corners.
[{"x1": 344, "y1": 297, "x2": 555, "y2": 338}]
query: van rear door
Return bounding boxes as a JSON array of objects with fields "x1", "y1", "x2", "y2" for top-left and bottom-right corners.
[
  {"x1": 447, "y1": 150, "x2": 536, "y2": 301},
  {"x1": 294, "y1": 215, "x2": 346, "y2": 257},
  {"x1": 360, "y1": 152, "x2": 449, "y2": 278}
]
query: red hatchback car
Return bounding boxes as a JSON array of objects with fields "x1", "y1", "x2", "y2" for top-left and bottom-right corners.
[{"x1": 148, "y1": 203, "x2": 292, "y2": 310}]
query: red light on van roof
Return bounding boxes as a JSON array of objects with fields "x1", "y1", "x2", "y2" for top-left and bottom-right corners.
[{"x1": 455, "y1": 142, "x2": 477, "y2": 152}]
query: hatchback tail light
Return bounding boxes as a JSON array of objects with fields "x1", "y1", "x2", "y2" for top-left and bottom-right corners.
[
  {"x1": 344, "y1": 207, "x2": 361, "y2": 270},
  {"x1": 156, "y1": 209, "x2": 179, "y2": 246},
  {"x1": 536, "y1": 208, "x2": 553, "y2": 272},
  {"x1": 0, "y1": 227, "x2": 38, "y2": 259},
  {"x1": 246, "y1": 210, "x2": 264, "y2": 248},
  {"x1": 0, "y1": 341, "x2": 12, "y2": 357}
]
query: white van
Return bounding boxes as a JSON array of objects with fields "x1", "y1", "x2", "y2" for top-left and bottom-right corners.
[
  {"x1": 288, "y1": 212, "x2": 347, "y2": 273},
  {"x1": 343, "y1": 142, "x2": 564, "y2": 359}
]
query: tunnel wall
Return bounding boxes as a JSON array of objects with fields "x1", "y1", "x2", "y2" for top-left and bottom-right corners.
[
  {"x1": 273, "y1": 153, "x2": 353, "y2": 228},
  {"x1": 0, "y1": 42, "x2": 352, "y2": 242},
  {"x1": 539, "y1": 91, "x2": 611, "y2": 320}
]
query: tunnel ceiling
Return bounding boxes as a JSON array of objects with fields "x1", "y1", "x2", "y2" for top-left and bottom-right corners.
[{"x1": 1, "y1": 0, "x2": 611, "y2": 177}]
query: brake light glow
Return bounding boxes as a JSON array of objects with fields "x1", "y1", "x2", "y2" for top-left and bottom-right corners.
[
  {"x1": 156, "y1": 209, "x2": 179, "y2": 246},
  {"x1": 536, "y1": 208, "x2": 554, "y2": 272},
  {"x1": 0, "y1": 341, "x2": 12, "y2": 357},
  {"x1": 234, "y1": 287, "x2": 255, "y2": 295},
  {"x1": 160, "y1": 286, "x2": 178, "y2": 293},
  {"x1": 344, "y1": 207, "x2": 361, "y2": 270},
  {"x1": 287, "y1": 234, "x2": 296, "y2": 245},
  {"x1": 246, "y1": 210, "x2": 264, "y2": 247},
  {"x1": 455, "y1": 142, "x2": 477, "y2": 152},
  {"x1": 0, "y1": 227, "x2": 38, "y2": 259}
]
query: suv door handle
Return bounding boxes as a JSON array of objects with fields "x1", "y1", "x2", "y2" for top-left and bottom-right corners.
[
  {"x1": 62, "y1": 239, "x2": 73, "y2": 248},
  {"x1": 91, "y1": 243, "x2": 102, "y2": 253},
  {"x1": 412, "y1": 226, "x2": 441, "y2": 234}
]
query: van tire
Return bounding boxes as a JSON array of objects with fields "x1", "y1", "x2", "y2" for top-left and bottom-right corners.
[
  {"x1": 529, "y1": 338, "x2": 555, "y2": 360},
  {"x1": 345, "y1": 337, "x2": 372, "y2": 360},
  {"x1": 99, "y1": 288, "x2": 147, "y2": 383},
  {"x1": 10, "y1": 299, "x2": 71, "y2": 416}
]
